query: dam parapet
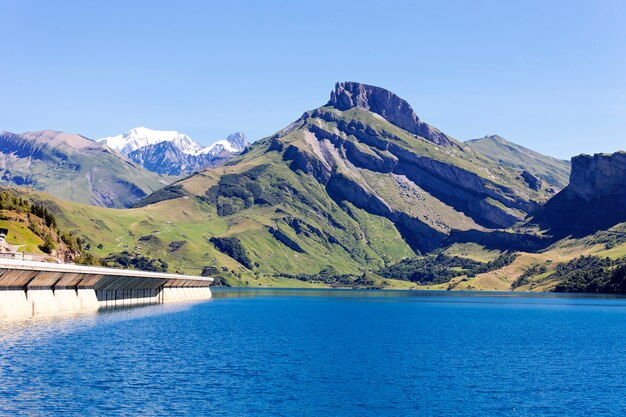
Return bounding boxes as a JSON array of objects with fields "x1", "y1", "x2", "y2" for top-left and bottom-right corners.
[{"x1": 0, "y1": 259, "x2": 213, "y2": 319}]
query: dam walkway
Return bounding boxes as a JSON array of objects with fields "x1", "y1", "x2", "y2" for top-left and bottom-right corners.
[{"x1": 0, "y1": 259, "x2": 213, "y2": 318}]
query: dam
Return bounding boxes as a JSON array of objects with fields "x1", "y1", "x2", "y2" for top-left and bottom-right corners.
[{"x1": 0, "y1": 259, "x2": 213, "y2": 319}]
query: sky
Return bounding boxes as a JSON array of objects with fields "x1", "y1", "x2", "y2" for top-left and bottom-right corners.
[{"x1": 1, "y1": 0, "x2": 625, "y2": 159}]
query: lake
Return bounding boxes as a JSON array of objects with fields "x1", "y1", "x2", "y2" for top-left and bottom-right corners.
[{"x1": 1, "y1": 289, "x2": 626, "y2": 416}]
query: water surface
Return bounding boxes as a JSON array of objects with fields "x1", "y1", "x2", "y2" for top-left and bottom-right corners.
[{"x1": 1, "y1": 289, "x2": 626, "y2": 416}]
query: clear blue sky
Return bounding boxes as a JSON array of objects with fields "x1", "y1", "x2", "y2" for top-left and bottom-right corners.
[{"x1": 1, "y1": 0, "x2": 625, "y2": 159}]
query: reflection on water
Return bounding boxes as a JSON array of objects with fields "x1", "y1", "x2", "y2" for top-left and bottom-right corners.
[
  {"x1": 0, "y1": 301, "x2": 202, "y2": 345},
  {"x1": 213, "y1": 286, "x2": 626, "y2": 304},
  {"x1": 2, "y1": 289, "x2": 626, "y2": 416}
]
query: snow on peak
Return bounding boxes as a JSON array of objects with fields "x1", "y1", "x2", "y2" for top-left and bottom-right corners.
[
  {"x1": 201, "y1": 140, "x2": 237, "y2": 155},
  {"x1": 98, "y1": 128, "x2": 249, "y2": 157},
  {"x1": 169, "y1": 135, "x2": 206, "y2": 156},
  {"x1": 97, "y1": 127, "x2": 197, "y2": 155},
  {"x1": 201, "y1": 132, "x2": 249, "y2": 154},
  {"x1": 226, "y1": 132, "x2": 249, "y2": 150}
]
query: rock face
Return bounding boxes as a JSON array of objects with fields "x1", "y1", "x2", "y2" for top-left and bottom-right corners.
[
  {"x1": 293, "y1": 107, "x2": 538, "y2": 230},
  {"x1": 532, "y1": 152, "x2": 626, "y2": 236},
  {"x1": 0, "y1": 130, "x2": 167, "y2": 208},
  {"x1": 226, "y1": 132, "x2": 249, "y2": 151},
  {"x1": 568, "y1": 152, "x2": 626, "y2": 200},
  {"x1": 328, "y1": 82, "x2": 454, "y2": 147},
  {"x1": 521, "y1": 170, "x2": 542, "y2": 191}
]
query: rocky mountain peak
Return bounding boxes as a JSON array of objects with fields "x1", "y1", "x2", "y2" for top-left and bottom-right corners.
[
  {"x1": 328, "y1": 82, "x2": 454, "y2": 146},
  {"x1": 124, "y1": 130, "x2": 249, "y2": 176},
  {"x1": 226, "y1": 132, "x2": 249, "y2": 151},
  {"x1": 98, "y1": 127, "x2": 190, "y2": 155}
]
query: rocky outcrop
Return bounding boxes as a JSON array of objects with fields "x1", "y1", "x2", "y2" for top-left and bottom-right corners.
[
  {"x1": 532, "y1": 152, "x2": 626, "y2": 236},
  {"x1": 449, "y1": 229, "x2": 553, "y2": 252},
  {"x1": 521, "y1": 170, "x2": 542, "y2": 191},
  {"x1": 325, "y1": 172, "x2": 447, "y2": 253},
  {"x1": 306, "y1": 111, "x2": 535, "y2": 228},
  {"x1": 568, "y1": 152, "x2": 626, "y2": 200},
  {"x1": 328, "y1": 82, "x2": 455, "y2": 147},
  {"x1": 268, "y1": 226, "x2": 305, "y2": 253},
  {"x1": 326, "y1": 173, "x2": 393, "y2": 217},
  {"x1": 283, "y1": 144, "x2": 333, "y2": 184}
]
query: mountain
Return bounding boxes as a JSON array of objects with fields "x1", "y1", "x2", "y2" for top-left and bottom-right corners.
[
  {"x1": 98, "y1": 128, "x2": 249, "y2": 175},
  {"x1": 16, "y1": 83, "x2": 626, "y2": 292},
  {"x1": 0, "y1": 130, "x2": 169, "y2": 208},
  {"x1": 225, "y1": 132, "x2": 249, "y2": 150},
  {"x1": 117, "y1": 81, "x2": 554, "y2": 275},
  {"x1": 465, "y1": 135, "x2": 570, "y2": 191},
  {"x1": 531, "y1": 151, "x2": 626, "y2": 237},
  {"x1": 97, "y1": 127, "x2": 191, "y2": 155},
  {"x1": 127, "y1": 132, "x2": 249, "y2": 176}
]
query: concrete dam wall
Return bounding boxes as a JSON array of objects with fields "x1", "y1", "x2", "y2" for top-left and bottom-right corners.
[{"x1": 0, "y1": 259, "x2": 213, "y2": 319}]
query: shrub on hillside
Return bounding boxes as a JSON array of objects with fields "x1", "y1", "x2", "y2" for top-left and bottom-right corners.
[
  {"x1": 377, "y1": 252, "x2": 517, "y2": 285},
  {"x1": 209, "y1": 236, "x2": 253, "y2": 269},
  {"x1": 102, "y1": 251, "x2": 169, "y2": 273},
  {"x1": 39, "y1": 234, "x2": 57, "y2": 254},
  {"x1": 552, "y1": 256, "x2": 626, "y2": 293}
]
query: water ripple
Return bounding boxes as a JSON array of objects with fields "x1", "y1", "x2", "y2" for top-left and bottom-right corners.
[{"x1": 1, "y1": 290, "x2": 626, "y2": 416}]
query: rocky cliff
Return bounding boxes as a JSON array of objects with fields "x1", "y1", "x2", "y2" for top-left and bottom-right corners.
[
  {"x1": 328, "y1": 82, "x2": 455, "y2": 147},
  {"x1": 532, "y1": 151, "x2": 626, "y2": 236},
  {"x1": 568, "y1": 152, "x2": 626, "y2": 200},
  {"x1": 289, "y1": 108, "x2": 536, "y2": 231}
]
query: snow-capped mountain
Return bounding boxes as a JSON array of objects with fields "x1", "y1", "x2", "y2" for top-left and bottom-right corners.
[
  {"x1": 97, "y1": 128, "x2": 249, "y2": 175},
  {"x1": 222, "y1": 132, "x2": 248, "y2": 151},
  {"x1": 97, "y1": 127, "x2": 192, "y2": 155}
]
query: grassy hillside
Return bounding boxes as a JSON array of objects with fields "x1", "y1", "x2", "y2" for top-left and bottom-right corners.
[
  {"x1": 465, "y1": 135, "x2": 570, "y2": 190},
  {"x1": 435, "y1": 224, "x2": 626, "y2": 292},
  {"x1": 24, "y1": 180, "x2": 415, "y2": 286},
  {"x1": 0, "y1": 189, "x2": 93, "y2": 263},
  {"x1": 12, "y1": 183, "x2": 626, "y2": 292}
]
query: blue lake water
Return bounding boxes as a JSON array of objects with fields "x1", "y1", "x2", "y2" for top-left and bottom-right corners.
[{"x1": 1, "y1": 289, "x2": 626, "y2": 416}]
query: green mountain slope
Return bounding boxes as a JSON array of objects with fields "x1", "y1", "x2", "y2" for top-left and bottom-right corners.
[
  {"x1": 465, "y1": 135, "x2": 570, "y2": 190},
  {"x1": 0, "y1": 188, "x2": 95, "y2": 263},
  {"x1": 0, "y1": 130, "x2": 172, "y2": 208}
]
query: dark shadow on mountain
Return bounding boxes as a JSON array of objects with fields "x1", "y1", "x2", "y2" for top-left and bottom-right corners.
[
  {"x1": 530, "y1": 190, "x2": 626, "y2": 239},
  {"x1": 449, "y1": 229, "x2": 555, "y2": 252}
]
